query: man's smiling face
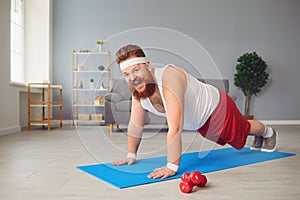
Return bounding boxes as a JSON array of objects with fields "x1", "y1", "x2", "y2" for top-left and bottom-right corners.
[{"x1": 121, "y1": 61, "x2": 156, "y2": 100}]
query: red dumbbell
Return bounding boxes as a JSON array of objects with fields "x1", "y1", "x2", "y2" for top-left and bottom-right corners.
[
  {"x1": 179, "y1": 171, "x2": 208, "y2": 193},
  {"x1": 179, "y1": 181, "x2": 193, "y2": 193},
  {"x1": 189, "y1": 171, "x2": 202, "y2": 185},
  {"x1": 181, "y1": 172, "x2": 191, "y2": 182},
  {"x1": 197, "y1": 175, "x2": 207, "y2": 187},
  {"x1": 179, "y1": 171, "x2": 201, "y2": 193}
]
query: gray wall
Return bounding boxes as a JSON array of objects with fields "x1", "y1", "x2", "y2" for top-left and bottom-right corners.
[{"x1": 53, "y1": 0, "x2": 300, "y2": 120}]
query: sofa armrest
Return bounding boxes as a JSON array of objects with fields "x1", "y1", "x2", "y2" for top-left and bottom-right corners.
[{"x1": 104, "y1": 93, "x2": 124, "y2": 103}]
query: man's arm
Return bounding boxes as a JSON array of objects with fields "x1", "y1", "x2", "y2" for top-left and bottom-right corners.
[
  {"x1": 127, "y1": 96, "x2": 146, "y2": 155},
  {"x1": 148, "y1": 65, "x2": 187, "y2": 178},
  {"x1": 112, "y1": 95, "x2": 146, "y2": 166},
  {"x1": 164, "y1": 66, "x2": 186, "y2": 165}
]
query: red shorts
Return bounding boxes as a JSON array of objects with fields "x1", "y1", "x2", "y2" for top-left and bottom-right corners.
[{"x1": 197, "y1": 90, "x2": 251, "y2": 150}]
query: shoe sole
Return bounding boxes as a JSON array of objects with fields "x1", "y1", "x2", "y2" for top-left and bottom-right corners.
[
  {"x1": 250, "y1": 136, "x2": 264, "y2": 151},
  {"x1": 250, "y1": 147, "x2": 262, "y2": 151},
  {"x1": 261, "y1": 130, "x2": 278, "y2": 152}
]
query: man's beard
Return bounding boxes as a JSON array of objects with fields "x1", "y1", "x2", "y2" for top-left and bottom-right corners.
[{"x1": 132, "y1": 83, "x2": 156, "y2": 100}]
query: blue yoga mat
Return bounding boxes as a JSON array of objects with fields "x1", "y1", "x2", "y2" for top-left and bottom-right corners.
[{"x1": 77, "y1": 148, "x2": 295, "y2": 188}]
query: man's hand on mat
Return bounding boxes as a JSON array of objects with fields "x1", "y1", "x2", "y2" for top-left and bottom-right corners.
[
  {"x1": 112, "y1": 158, "x2": 136, "y2": 166},
  {"x1": 147, "y1": 167, "x2": 176, "y2": 179}
]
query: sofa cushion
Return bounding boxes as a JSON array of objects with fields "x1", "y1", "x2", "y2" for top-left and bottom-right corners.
[
  {"x1": 104, "y1": 93, "x2": 123, "y2": 103},
  {"x1": 110, "y1": 78, "x2": 132, "y2": 100},
  {"x1": 116, "y1": 100, "x2": 132, "y2": 111}
]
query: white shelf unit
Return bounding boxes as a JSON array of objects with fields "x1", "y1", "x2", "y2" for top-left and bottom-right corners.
[{"x1": 72, "y1": 50, "x2": 111, "y2": 125}]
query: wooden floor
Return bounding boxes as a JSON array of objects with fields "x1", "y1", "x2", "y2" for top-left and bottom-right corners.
[{"x1": 0, "y1": 124, "x2": 299, "y2": 200}]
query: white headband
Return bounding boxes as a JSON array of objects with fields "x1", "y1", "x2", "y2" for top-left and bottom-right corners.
[{"x1": 119, "y1": 57, "x2": 147, "y2": 70}]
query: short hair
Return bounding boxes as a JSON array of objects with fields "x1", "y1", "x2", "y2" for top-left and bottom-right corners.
[{"x1": 115, "y1": 44, "x2": 146, "y2": 64}]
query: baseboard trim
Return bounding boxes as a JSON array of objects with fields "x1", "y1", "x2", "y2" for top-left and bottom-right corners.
[
  {"x1": 260, "y1": 120, "x2": 300, "y2": 125},
  {"x1": 63, "y1": 120, "x2": 73, "y2": 125},
  {"x1": 23, "y1": 120, "x2": 300, "y2": 126},
  {"x1": 1, "y1": 120, "x2": 299, "y2": 136},
  {"x1": 0, "y1": 126, "x2": 21, "y2": 136},
  {"x1": 64, "y1": 120, "x2": 300, "y2": 126}
]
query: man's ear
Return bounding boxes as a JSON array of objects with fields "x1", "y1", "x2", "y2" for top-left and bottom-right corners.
[{"x1": 145, "y1": 61, "x2": 151, "y2": 70}]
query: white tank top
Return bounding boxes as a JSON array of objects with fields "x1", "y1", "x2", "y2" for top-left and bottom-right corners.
[{"x1": 141, "y1": 65, "x2": 220, "y2": 130}]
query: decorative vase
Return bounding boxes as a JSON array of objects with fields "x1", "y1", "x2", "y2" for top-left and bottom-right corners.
[
  {"x1": 98, "y1": 65, "x2": 105, "y2": 71},
  {"x1": 98, "y1": 44, "x2": 102, "y2": 52}
]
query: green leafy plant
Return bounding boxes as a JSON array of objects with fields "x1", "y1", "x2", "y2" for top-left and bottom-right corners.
[
  {"x1": 97, "y1": 40, "x2": 104, "y2": 45},
  {"x1": 234, "y1": 52, "x2": 269, "y2": 117}
]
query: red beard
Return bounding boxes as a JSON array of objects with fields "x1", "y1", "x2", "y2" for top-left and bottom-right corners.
[{"x1": 133, "y1": 83, "x2": 156, "y2": 100}]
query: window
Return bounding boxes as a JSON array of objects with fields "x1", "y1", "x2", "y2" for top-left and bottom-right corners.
[
  {"x1": 10, "y1": 0, "x2": 25, "y2": 84},
  {"x1": 10, "y1": 0, "x2": 52, "y2": 86}
]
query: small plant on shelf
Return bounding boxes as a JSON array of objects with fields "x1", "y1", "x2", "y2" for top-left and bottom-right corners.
[{"x1": 97, "y1": 40, "x2": 104, "y2": 52}]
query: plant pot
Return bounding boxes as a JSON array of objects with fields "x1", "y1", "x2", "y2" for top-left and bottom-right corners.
[
  {"x1": 98, "y1": 44, "x2": 102, "y2": 52},
  {"x1": 244, "y1": 115, "x2": 254, "y2": 120}
]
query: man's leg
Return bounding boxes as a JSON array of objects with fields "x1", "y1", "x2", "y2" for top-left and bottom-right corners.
[{"x1": 248, "y1": 120, "x2": 278, "y2": 152}]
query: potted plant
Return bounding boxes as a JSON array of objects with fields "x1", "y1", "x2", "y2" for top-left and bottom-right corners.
[
  {"x1": 97, "y1": 40, "x2": 104, "y2": 52},
  {"x1": 234, "y1": 52, "x2": 269, "y2": 119}
]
